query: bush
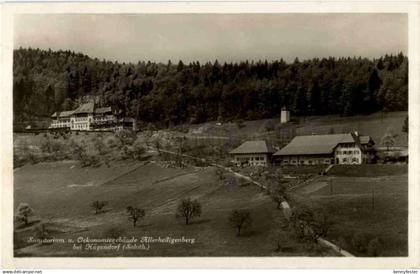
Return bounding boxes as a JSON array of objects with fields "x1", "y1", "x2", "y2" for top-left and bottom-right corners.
[
  {"x1": 80, "y1": 153, "x2": 101, "y2": 167},
  {"x1": 124, "y1": 140, "x2": 146, "y2": 161},
  {"x1": 90, "y1": 200, "x2": 108, "y2": 214},
  {"x1": 15, "y1": 203, "x2": 34, "y2": 226},
  {"x1": 40, "y1": 136, "x2": 67, "y2": 155},
  {"x1": 336, "y1": 236, "x2": 350, "y2": 252},
  {"x1": 229, "y1": 209, "x2": 252, "y2": 237},
  {"x1": 265, "y1": 120, "x2": 276, "y2": 132},
  {"x1": 351, "y1": 232, "x2": 370, "y2": 253},
  {"x1": 235, "y1": 120, "x2": 246, "y2": 129},
  {"x1": 367, "y1": 238, "x2": 383, "y2": 256},
  {"x1": 115, "y1": 130, "x2": 137, "y2": 147},
  {"x1": 94, "y1": 137, "x2": 110, "y2": 156}
]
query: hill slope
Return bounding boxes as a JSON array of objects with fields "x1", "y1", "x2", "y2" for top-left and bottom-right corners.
[{"x1": 184, "y1": 111, "x2": 408, "y2": 147}]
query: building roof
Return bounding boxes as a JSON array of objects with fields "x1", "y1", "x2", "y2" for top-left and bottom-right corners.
[
  {"x1": 359, "y1": 135, "x2": 373, "y2": 145},
  {"x1": 51, "y1": 103, "x2": 114, "y2": 117},
  {"x1": 51, "y1": 110, "x2": 74, "y2": 118},
  {"x1": 73, "y1": 102, "x2": 95, "y2": 114},
  {"x1": 229, "y1": 140, "x2": 275, "y2": 155},
  {"x1": 95, "y1": 107, "x2": 112, "y2": 114},
  {"x1": 59, "y1": 110, "x2": 74, "y2": 117},
  {"x1": 274, "y1": 133, "x2": 370, "y2": 156}
]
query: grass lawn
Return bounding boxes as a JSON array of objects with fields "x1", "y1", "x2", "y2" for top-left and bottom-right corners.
[
  {"x1": 14, "y1": 161, "x2": 336, "y2": 257},
  {"x1": 292, "y1": 165, "x2": 408, "y2": 256}
]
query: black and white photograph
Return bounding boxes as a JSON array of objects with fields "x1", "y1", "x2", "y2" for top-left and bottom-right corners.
[{"x1": 1, "y1": 3, "x2": 419, "y2": 269}]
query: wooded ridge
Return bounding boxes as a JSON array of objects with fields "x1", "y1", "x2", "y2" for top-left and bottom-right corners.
[{"x1": 13, "y1": 48, "x2": 408, "y2": 127}]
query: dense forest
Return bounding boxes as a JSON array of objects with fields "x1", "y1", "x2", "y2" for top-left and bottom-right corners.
[{"x1": 13, "y1": 48, "x2": 408, "y2": 127}]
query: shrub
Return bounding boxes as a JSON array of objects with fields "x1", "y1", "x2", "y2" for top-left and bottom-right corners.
[
  {"x1": 94, "y1": 137, "x2": 110, "y2": 156},
  {"x1": 80, "y1": 153, "x2": 101, "y2": 167},
  {"x1": 115, "y1": 130, "x2": 137, "y2": 147},
  {"x1": 336, "y1": 236, "x2": 350, "y2": 252},
  {"x1": 367, "y1": 238, "x2": 383, "y2": 256},
  {"x1": 90, "y1": 200, "x2": 108, "y2": 214},
  {"x1": 274, "y1": 231, "x2": 293, "y2": 252},
  {"x1": 265, "y1": 120, "x2": 276, "y2": 132},
  {"x1": 106, "y1": 137, "x2": 118, "y2": 149},
  {"x1": 125, "y1": 140, "x2": 146, "y2": 161},
  {"x1": 15, "y1": 203, "x2": 34, "y2": 226},
  {"x1": 229, "y1": 209, "x2": 252, "y2": 237},
  {"x1": 40, "y1": 137, "x2": 66, "y2": 154},
  {"x1": 235, "y1": 120, "x2": 246, "y2": 129},
  {"x1": 126, "y1": 206, "x2": 145, "y2": 227},
  {"x1": 176, "y1": 198, "x2": 202, "y2": 225},
  {"x1": 215, "y1": 168, "x2": 226, "y2": 182},
  {"x1": 312, "y1": 212, "x2": 332, "y2": 238},
  {"x1": 351, "y1": 232, "x2": 370, "y2": 253}
]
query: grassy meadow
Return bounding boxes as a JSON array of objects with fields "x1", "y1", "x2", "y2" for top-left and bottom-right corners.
[
  {"x1": 185, "y1": 111, "x2": 408, "y2": 147},
  {"x1": 12, "y1": 111, "x2": 408, "y2": 257},
  {"x1": 14, "y1": 160, "x2": 335, "y2": 257},
  {"x1": 292, "y1": 165, "x2": 408, "y2": 256}
]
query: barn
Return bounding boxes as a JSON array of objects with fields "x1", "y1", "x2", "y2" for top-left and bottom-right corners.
[
  {"x1": 229, "y1": 140, "x2": 275, "y2": 166},
  {"x1": 273, "y1": 132, "x2": 375, "y2": 165}
]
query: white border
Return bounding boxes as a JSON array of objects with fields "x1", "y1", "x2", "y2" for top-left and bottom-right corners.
[{"x1": 1, "y1": 2, "x2": 419, "y2": 269}]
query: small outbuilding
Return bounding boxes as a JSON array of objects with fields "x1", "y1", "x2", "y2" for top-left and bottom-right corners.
[{"x1": 229, "y1": 140, "x2": 275, "y2": 166}]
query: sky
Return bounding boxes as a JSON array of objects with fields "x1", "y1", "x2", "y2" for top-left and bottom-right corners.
[{"x1": 14, "y1": 13, "x2": 408, "y2": 64}]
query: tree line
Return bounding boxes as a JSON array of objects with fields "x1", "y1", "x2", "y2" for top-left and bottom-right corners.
[{"x1": 13, "y1": 47, "x2": 408, "y2": 127}]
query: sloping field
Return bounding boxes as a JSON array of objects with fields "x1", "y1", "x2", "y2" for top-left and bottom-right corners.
[
  {"x1": 14, "y1": 161, "x2": 336, "y2": 257},
  {"x1": 292, "y1": 165, "x2": 408, "y2": 256},
  {"x1": 185, "y1": 111, "x2": 408, "y2": 146}
]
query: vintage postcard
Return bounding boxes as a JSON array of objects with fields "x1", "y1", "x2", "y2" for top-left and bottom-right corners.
[{"x1": 1, "y1": 1, "x2": 419, "y2": 269}]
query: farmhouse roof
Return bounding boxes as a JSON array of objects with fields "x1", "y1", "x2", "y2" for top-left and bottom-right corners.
[
  {"x1": 229, "y1": 140, "x2": 275, "y2": 155},
  {"x1": 359, "y1": 135, "x2": 374, "y2": 145},
  {"x1": 59, "y1": 110, "x2": 74, "y2": 117},
  {"x1": 51, "y1": 110, "x2": 74, "y2": 118},
  {"x1": 95, "y1": 106, "x2": 112, "y2": 114},
  {"x1": 274, "y1": 133, "x2": 364, "y2": 156},
  {"x1": 73, "y1": 102, "x2": 95, "y2": 114}
]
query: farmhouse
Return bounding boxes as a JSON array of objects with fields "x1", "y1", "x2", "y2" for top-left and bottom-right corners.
[
  {"x1": 49, "y1": 102, "x2": 136, "y2": 131},
  {"x1": 229, "y1": 140, "x2": 275, "y2": 166},
  {"x1": 273, "y1": 132, "x2": 375, "y2": 165}
]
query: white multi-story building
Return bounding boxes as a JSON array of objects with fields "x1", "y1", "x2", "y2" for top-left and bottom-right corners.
[{"x1": 49, "y1": 103, "x2": 136, "y2": 131}]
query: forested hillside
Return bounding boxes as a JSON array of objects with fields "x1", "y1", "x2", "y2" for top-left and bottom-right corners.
[{"x1": 13, "y1": 48, "x2": 408, "y2": 127}]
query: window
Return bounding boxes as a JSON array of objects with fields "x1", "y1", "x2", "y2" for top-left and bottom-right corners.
[
  {"x1": 291, "y1": 160, "x2": 297, "y2": 164},
  {"x1": 352, "y1": 158, "x2": 358, "y2": 163},
  {"x1": 283, "y1": 160, "x2": 289, "y2": 164},
  {"x1": 343, "y1": 158, "x2": 347, "y2": 163},
  {"x1": 348, "y1": 151, "x2": 352, "y2": 155},
  {"x1": 308, "y1": 160, "x2": 313, "y2": 164}
]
